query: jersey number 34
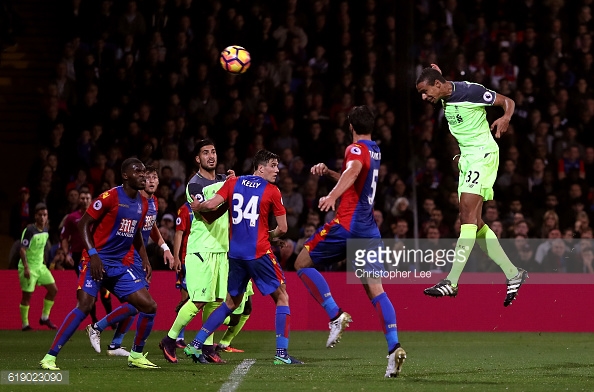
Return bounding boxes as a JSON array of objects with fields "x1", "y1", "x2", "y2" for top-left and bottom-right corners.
[{"x1": 232, "y1": 194, "x2": 260, "y2": 227}]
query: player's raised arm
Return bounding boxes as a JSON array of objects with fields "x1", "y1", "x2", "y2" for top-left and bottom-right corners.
[
  {"x1": 150, "y1": 223, "x2": 175, "y2": 269},
  {"x1": 311, "y1": 163, "x2": 341, "y2": 181},
  {"x1": 78, "y1": 212, "x2": 103, "y2": 280},
  {"x1": 319, "y1": 160, "x2": 363, "y2": 212},
  {"x1": 490, "y1": 93, "x2": 515, "y2": 138}
]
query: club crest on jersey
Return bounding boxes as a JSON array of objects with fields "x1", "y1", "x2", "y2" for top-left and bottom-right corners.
[
  {"x1": 117, "y1": 218, "x2": 138, "y2": 237},
  {"x1": 93, "y1": 200, "x2": 102, "y2": 210},
  {"x1": 101, "y1": 192, "x2": 109, "y2": 199},
  {"x1": 351, "y1": 146, "x2": 362, "y2": 155}
]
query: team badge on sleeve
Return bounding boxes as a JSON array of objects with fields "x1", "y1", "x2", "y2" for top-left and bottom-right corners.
[
  {"x1": 22, "y1": 239, "x2": 29, "y2": 246},
  {"x1": 93, "y1": 200, "x2": 102, "y2": 210},
  {"x1": 483, "y1": 91, "x2": 493, "y2": 102},
  {"x1": 195, "y1": 194, "x2": 204, "y2": 202},
  {"x1": 351, "y1": 146, "x2": 361, "y2": 155},
  {"x1": 176, "y1": 217, "x2": 182, "y2": 225}
]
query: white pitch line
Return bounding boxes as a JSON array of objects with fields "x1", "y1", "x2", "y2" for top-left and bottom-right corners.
[{"x1": 218, "y1": 359, "x2": 256, "y2": 392}]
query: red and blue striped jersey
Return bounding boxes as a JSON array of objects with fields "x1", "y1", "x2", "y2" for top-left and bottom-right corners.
[
  {"x1": 175, "y1": 202, "x2": 193, "y2": 263},
  {"x1": 216, "y1": 175, "x2": 285, "y2": 260},
  {"x1": 132, "y1": 193, "x2": 158, "y2": 265},
  {"x1": 84, "y1": 186, "x2": 148, "y2": 266},
  {"x1": 336, "y1": 140, "x2": 381, "y2": 237}
]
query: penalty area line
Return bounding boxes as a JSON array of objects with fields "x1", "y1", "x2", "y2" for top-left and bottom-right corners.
[{"x1": 218, "y1": 359, "x2": 256, "y2": 392}]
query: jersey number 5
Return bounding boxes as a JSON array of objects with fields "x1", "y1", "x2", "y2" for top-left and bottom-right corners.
[
  {"x1": 232, "y1": 194, "x2": 260, "y2": 227},
  {"x1": 368, "y1": 169, "x2": 379, "y2": 205}
]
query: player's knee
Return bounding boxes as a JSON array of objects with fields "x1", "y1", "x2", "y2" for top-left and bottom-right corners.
[
  {"x1": 144, "y1": 300, "x2": 157, "y2": 314},
  {"x1": 294, "y1": 250, "x2": 313, "y2": 270}
]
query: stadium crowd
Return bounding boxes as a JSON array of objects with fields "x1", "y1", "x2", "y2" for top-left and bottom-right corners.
[{"x1": 8, "y1": 0, "x2": 594, "y2": 274}]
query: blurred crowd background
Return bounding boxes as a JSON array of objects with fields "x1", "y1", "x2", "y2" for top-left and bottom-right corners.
[{"x1": 7, "y1": 0, "x2": 594, "y2": 274}]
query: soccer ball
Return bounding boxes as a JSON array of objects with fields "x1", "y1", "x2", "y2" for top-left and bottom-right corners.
[{"x1": 220, "y1": 46, "x2": 251, "y2": 74}]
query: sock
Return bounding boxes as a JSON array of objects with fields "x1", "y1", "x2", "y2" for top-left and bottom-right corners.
[
  {"x1": 178, "y1": 327, "x2": 185, "y2": 341},
  {"x1": 41, "y1": 299, "x2": 54, "y2": 320},
  {"x1": 167, "y1": 301, "x2": 199, "y2": 340},
  {"x1": 95, "y1": 304, "x2": 138, "y2": 332},
  {"x1": 192, "y1": 302, "x2": 233, "y2": 349},
  {"x1": 298, "y1": 268, "x2": 340, "y2": 319},
  {"x1": 219, "y1": 314, "x2": 250, "y2": 347},
  {"x1": 447, "y1": 224, "x2": 478, "y2": 285},
  {"x1": 20, "y1": 304, "x2": 29, "y2": 327},
  {"x1": 132, "y1": 312, "x2": 155, "y2": 353},
  {"x1": 110, "y1": 315, "x2": 135, "y2": 348},
  {"x1": 202, "y1": 302, "x2": 221, "y2": 346},
  {"x1": 371, "y1": 293, "x2": 399, "y2": 353},
  {"x1": 476, "y1": 224, "x2": 519, "y2": 279},
  {"x1": 48, "y1": 308, "x2": 86, "y2": 356},
  {"x1": 275, "y1": 305, "x2": 290, "y2": 354}
]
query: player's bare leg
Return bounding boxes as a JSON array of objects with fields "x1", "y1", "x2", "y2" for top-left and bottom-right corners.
[
  {"x1": 295, "y1": 249, "x2": 350, "y2": 348},
  {"x1": 363, "y1": 280, "x2": 405, "y2": 377},
  {"x1": 124, "y1": 288, "x2": 159, "y2": 368}
]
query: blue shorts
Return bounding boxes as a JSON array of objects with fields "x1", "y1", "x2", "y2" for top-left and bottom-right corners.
[
  {"x1": 131, "y1": 262, "x2": 150, "y2": 290},
  {"x1": 176, "y1": 264, "x2": 187, "y2": 291},
  {"x1": 305, "y1": 221, "x2": 385, "y2": 272},
  {"x1": 228, "y1": 254, "x2": 285, "y2": 297},
  {"x1": 78, "y1": 261, "x2": 147, "y2": 301}
]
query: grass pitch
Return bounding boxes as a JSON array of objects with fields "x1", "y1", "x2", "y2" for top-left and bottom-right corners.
[{"x1": 1, "y1": 330, "x2": 593, "y2": 391}]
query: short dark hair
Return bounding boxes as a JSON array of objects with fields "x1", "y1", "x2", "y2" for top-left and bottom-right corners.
[
  {"x1": 35, "y1": 203, "x2": 48, "y2": 213},
  {"x1": 145, "y1": 165, "x2": 158, "y2": 175},
  {"x1": 121, "y1": 157, "x2": 142, "y2": 175},
  {"x1": 193, "y1": 139, "x2": 215, "y2": 157},
  {"x1": 253, "y1": 149, "x2": 279, "y2": 172},
  {"x1": 416, "y1": 67, "x2": 446, "y2": 86},
  {"x1": 347, "y1": 105, "x2": 375, "y2": 135},
  {"x1": 79, "y1": 186, "x2": 91, "y2": 195}
]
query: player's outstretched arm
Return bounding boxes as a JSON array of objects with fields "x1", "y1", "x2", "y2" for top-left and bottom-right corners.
[
  {"x1": 150, "y1": 223, "x2": 175, "y2": 269},
  {"x1": 319, "y1": 160, "x2": 362, "y2": 212},
  {"x1": 490, "y1": 93, "x2": 515, "y2": 138},
  {"x1": 191, "y1": 194, "x2": 225, "y2": 212},
  {"x1": 311, "y1": 163, "x2": 341, "y2": 181},
  {"x1": 200, "y1": 202, "x2": 230, "y2": 224},
  {"x1": 78, "y1": 213, "x2": 103, "y2": 280}
]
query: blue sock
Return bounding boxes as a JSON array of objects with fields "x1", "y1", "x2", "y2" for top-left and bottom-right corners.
[
  {"x1": 178, "y1": 327, "x2": 185, "y2": 340},
  {"x1": 96, "y1": 304, "x2": 138, "y2": 332},
  {"x1": 371, "y1": 292, "x2": 399, "y2": 353},
  {"x1": 192, "y1": 303, "x2": 233, "y2": 349},
  {"x1": 298, "y1": 268, "x2": 340, "y2": 319},
  {"x1": 132, "y1": 312, "x2": 155, "y2": 353},
  {"x1": 110, "y1": 315, "x2": 136, "y2": 348},
  {"x1": 49, "y1": 308, "x2": 86, "y2": 356},
  {"x1": 275, "y1": 305, "x2": 290, "y2": 355}
]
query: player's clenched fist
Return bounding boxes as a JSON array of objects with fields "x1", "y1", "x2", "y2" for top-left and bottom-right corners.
[{"x1": 311, "y1": 163, "x2": 328, "y2": 176}]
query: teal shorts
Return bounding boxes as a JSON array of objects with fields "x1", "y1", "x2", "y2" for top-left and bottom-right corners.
[{"x1": 457, "y1": 151, "x2": 499, "y2": 201}]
